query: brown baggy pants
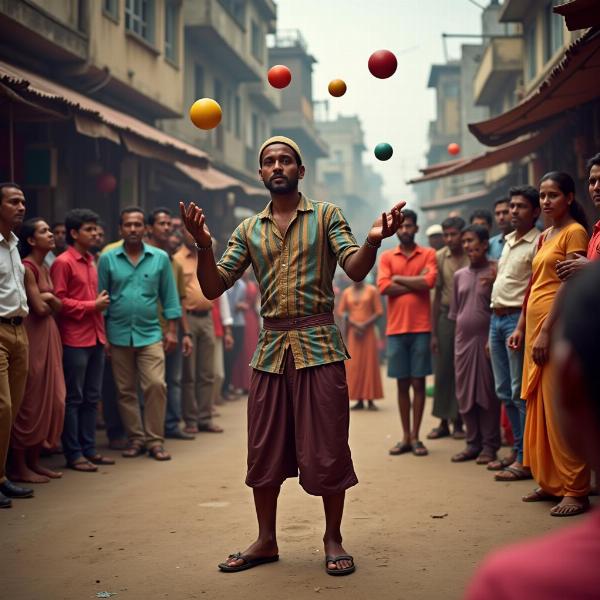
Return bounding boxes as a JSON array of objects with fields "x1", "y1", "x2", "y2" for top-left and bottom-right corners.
[{"x1": 246, "y1": 314, "x2": 358, "y2": 496}]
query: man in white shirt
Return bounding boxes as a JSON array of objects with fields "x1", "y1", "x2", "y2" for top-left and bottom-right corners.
[
  {"x1": 487, "y1": 186, "x2": 540, "y2": 481},
  {"x1": 0, "y1": 182, "x2": 34, "y2": 508}
]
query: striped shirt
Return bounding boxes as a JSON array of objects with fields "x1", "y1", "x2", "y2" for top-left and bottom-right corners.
[{"x1": 217, "y1": 194, "x2": 360, "y2": 373}]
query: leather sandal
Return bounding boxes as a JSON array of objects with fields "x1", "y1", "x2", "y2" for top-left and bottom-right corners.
[
  {"x1": 84, "y1": 454, "x2": 116, "y2": 465},
  {"x1": 122, "y1": 443, "x2": 146, "y2": 458},
  {"x1": 67, "y1": 458, "x2": 98, "y2": 472},
  {"x1": 148, "y1": 445, "x2": 171, "y2": 461}
]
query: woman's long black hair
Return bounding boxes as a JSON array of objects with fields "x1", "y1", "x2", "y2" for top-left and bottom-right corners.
[
  {"x1": 540, "y1": 171, "x2": 589, "y2": 232},
  {"x1": 18, "y1": 218, "x2": 44, "y2": 259}
]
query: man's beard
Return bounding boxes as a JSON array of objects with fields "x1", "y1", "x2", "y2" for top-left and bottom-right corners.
[
  {"x1": 397, "y1": 234, "x2": 414, "y2": 245},
  {"x1": 263, "y1": 175, "x2": 298, "y2": 194}
]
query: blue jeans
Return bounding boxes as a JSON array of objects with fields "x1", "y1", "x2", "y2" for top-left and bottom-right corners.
[
  {"x1": 62, "y1": 344, "x2": 105, "y2": 463},
  {"x1": 165, "y1": 346, "x2": 183, "y2": 435},
  {"x1": 489, "y1": 313, "x2": 526, "y2": 463}
]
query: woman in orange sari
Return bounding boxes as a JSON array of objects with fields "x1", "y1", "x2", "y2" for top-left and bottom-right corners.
[
  {"x1": 336, "y1": 280, "x2": 384, "y2": 410},
  {"x1": 509, "y1": 172, "x2": 590, "y2": 516}
]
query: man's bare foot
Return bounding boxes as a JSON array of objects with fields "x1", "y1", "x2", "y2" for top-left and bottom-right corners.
[
  {"x1": 324, "y1": 538, "x2": 354, "y2": 572},
  {"x1": 221, "y1": 538, "x2": 279, "y2": 569},
  {"x1": 10, "y1": 467, "x2": 50, "y2": 484},
  {"x1": 30, "y1": 464, "x2": 63, "y2": 479},
  {"x1": 550, "y1": 496, "x2": 589, "y2": 517}
]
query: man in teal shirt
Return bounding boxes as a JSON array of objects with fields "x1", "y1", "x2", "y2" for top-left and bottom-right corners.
[{"x1": 98, "y1": 207, "x2": 181, "y2": 461}]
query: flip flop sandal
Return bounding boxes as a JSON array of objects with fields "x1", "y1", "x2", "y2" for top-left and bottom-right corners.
[
  {"x1": 427, "y1": 427, "x2": 450, "y2": 440},
  {"x1": 84, "y1": 454, "x2": 116, "y2": 465},
  {"x1": 122, "y1": 443, "x2": 146, "y2": 458},
  {"x1": 148, "y1": 446, "x2": 171, "y2": 461},
  {"x1": 325, "y1": 554, "x2": 356, "y2": 576},
  {"x1": 66, "y1": 459, "x2": 98, "y2": 472},
  {"x1": 487, "y1": 455, "x2": 516, "y2": 471},
  {"x1": 451, "y1": 450, "x2": 479, "y2": 463},
  {"x1": 550, "y1": 500, "x2": 589, "y2": 517},
  {"x1": 476, "y1": 454, "x2": 496, "y2": 465},
  {"x1": 522, "y1": 488, "x2": 558, "y2": 502},
  {"x1": 494, "y1": 466, "x2": 533, "y2": 482},
  {"x1": 411, "y1": 441, "x2": 429, "y2": 456},
  {"x1": 218, "y1": 552, "x2": 279, "y2": 572},
  {"x1": 389, "y1": 442, "x2": 412, "y2": 456}
]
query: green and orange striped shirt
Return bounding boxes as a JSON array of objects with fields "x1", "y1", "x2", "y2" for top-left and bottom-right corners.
[{"x1": 216, "y1": 194, "x2": 360, "y2": 373}]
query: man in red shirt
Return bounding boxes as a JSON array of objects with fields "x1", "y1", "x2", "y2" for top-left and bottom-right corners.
[
  {"x1": 466, "y1": 261, "x2": 600, "y2": 600},
  {"x1": 377, "y1": 210, "x2": 437, "y2": 457},
  {"x1": 556, "y1": 152, "x2": 600, "y2": 281},
  {"x1": 51, "y1": 209, "x2": 112, "y2": 472}
]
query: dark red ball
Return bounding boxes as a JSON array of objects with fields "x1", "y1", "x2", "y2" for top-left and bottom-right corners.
[{"x1": 368, "y1": 50, "x2": 398, "y2": 79}]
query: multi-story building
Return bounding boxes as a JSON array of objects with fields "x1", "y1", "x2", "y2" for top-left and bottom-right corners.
[
  {"x1": 414, "y1": 0, "x2": 599, "y2": 226},
  {"x1": 267, "y1": 29, "x2": 328, "y2": 197},
  {"x1": 161, "y1": 0, "x2": 277, "y2": 214},
  {"x1": 0, "y1": 0, "x2": 269, "y2": 239},
  {"x1": 411, "y1": 0, "x2": 529, "y2": 227}
]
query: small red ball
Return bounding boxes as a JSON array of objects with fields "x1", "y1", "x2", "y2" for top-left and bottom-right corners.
[
  {"x1": 368, "y1": 50, "x2": 398, "y2": 79},
  {"x1": 447, "y1": 142, "x2": 461, "y2": 156},
  {"x1": 268, "y1": 65, "x2": 292, "y2": 89}
]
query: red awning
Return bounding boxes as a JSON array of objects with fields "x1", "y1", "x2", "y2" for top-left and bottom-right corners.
[
  {"x1": 420, "y1": 189, "x2": 488, "y2": 211},
  {"x1": 0, "y1": 59, "x2": 209, "y2": 165},
  {"x1": 554, "y1": 0, "x2": 600, "y2": 31},
  {"x1": 408, "y1": 120, "x2": 565, "y2": 184},
  {"x1": 468, "y1": 28, "x2": 600, "y2": 146}
]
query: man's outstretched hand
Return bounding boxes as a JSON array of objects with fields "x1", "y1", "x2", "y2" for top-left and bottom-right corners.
[
  {"x1": 367, "y1": 201, "x2": 406, "y2": 243},
  {"x1": 180, "y1": 201, "x2": 212, "y2": 248}
]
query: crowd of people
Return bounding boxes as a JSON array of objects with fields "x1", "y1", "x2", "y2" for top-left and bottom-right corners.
[
  {"x1": 1, "y1": 154, "x2": 599, "y2": 524},
  {"x1": 0, "y1": 196, "x2": 260, "y2": 507},
  {"x1": 335, "y1": 153, "x2": 600, "y2": 519}
]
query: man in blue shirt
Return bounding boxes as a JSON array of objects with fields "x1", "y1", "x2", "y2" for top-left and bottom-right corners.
[
  {"x1": 488, "y1": 198, "x2": 513, "y2": 261},
  {"x1": 98, "y1": 207, "x2": 181, "y2": 461}
]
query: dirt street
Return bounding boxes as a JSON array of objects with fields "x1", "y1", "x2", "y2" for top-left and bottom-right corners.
[{"x1": 1, "y1": 371, "x2": 590, "y2": 600}]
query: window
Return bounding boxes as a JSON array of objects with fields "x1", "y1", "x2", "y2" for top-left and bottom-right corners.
[
  {"x1": 125, "y1": 0, "x2": 155, "y2": 43},
  {"x1": 219, "y1": 0, "x2": 245, "y2": 28},
  {"x1": 234, "y1": 95, "x2": 241, "y2": 139},
  {"x1": 194, "y1": 65, "x2": 204, "y2": 99},
  {"x1": 526, "y1": 23, "x2": 536, "y2": 80},
  {"x1": 544, "y1": 1, "x2": 564, "y2": 61},
  {"x1": 103, "y1": 0, "x2": 119, "y2": 20},
  {"x1": 164, "y1": 0, "x2": 178, "y2": 63},
  {"x1": 251, "y1": 20, "x2": 263, "y2": 63}
]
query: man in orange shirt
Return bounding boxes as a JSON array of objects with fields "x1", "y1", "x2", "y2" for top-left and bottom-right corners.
[
  {"x1": 377, "y1": 210, "x2": 437, "y2": 457},
  {"x1": 174, "y1": 230, "x2": 223, "y2": 434}
]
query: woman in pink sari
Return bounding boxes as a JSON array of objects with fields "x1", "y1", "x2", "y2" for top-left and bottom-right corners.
[{"x1": 11, "y1": 219, "x2": 65, "y2": 483}]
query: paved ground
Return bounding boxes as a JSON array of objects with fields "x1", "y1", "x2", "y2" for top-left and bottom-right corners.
[{"x1": 2, "y1": 371, "x2": 592, "y2": 600}]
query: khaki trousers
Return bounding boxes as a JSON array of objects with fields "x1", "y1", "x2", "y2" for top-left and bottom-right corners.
[
  {"x1": 0, "y1": 323, "x2": 28, "y2": 483},
  {"x1": 182, "y1": 313, "x2": 215, "y2": 427},
  {"x1": 110, "y1": 342, "x2": 166, "y2": 448}
]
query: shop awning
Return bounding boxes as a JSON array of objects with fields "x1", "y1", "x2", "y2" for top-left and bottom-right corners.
[
  {"x1": 0, "y1": 59, "x2": 209, "y2": 165},
  {"x1": 468, "y1": 28, "x2": 600, "y2": 146},
  {"x1": 554, "y1": 0, "x2": 600, "y2": 31},
  {"x1": 175, "y1": 162, "x2": 266, "y2": 197},
  {"x1": 420, "y1": 189, "x2": 488, "y2": 211},
  {"x1": 408, "y1": 120, "x2": 565, "y2": 184}
]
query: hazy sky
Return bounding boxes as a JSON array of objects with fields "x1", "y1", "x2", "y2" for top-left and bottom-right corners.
[{"x1": 276, "y1": 0, "x2": 484, "y2": 208}]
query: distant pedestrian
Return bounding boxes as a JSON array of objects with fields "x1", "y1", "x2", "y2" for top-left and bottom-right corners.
[
  {"x1": 450, "y1": 225, "x2": 500, "y2": 465},
  {"x1": 378, "y1": 209, "x2": 437, "y2": 457},
  {"x1": 51, "y1": 208, "x2": 113, "y2": 471},
  {"x1": 488, "y1": 198, "x2": 513, "y2": 260},
  {"x1": 428, "y1": 216, "x2": 468, "y2": 440},
  {"x1": 98, "y1": 207, "x2": 181, "y2": 461},
  {"x1": 11, "y1": 219, "x2": 65, "y2": 483},
  {"x1": 0, "y1": 182, "x2": 34, "y2": 508},
  {"x1": 336, "y1": 280, "x2": 384, "y2": 411},
  {"x1": 488, "y1": 187, "x2": 540, "y2": 481},
  {"x1": 514, "y1": 172, "x2": 590, "y2": 516}
]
